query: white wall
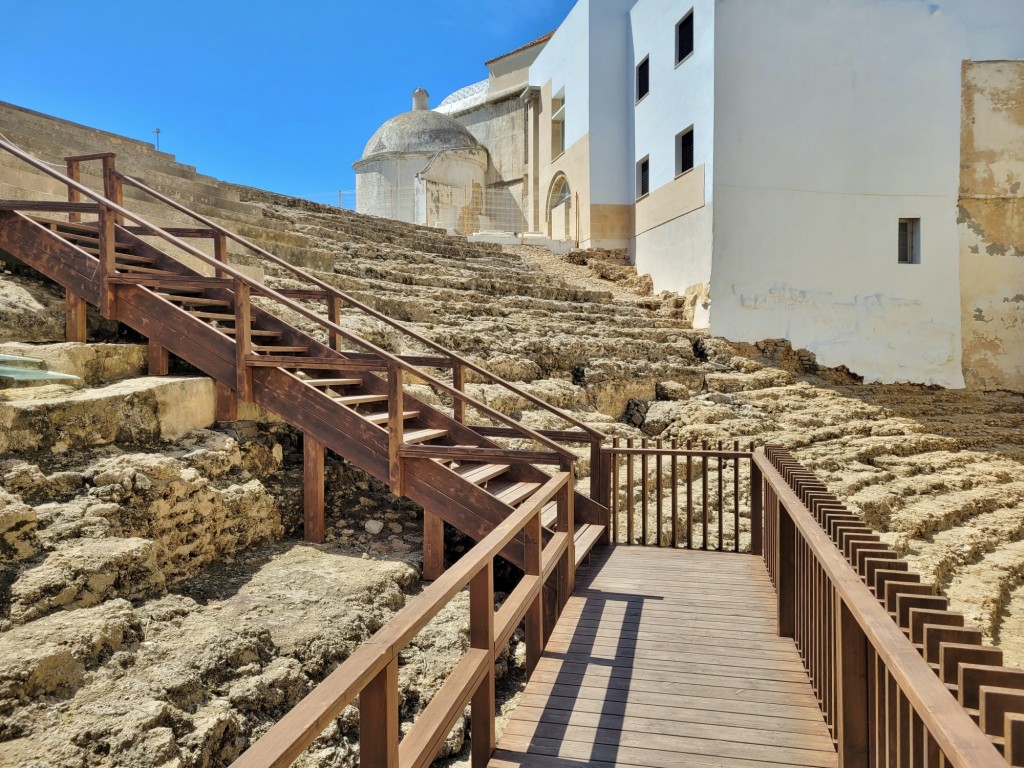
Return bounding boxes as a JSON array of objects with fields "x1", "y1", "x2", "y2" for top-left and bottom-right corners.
[
  {"x1": 530, "y1": 1, "x2": 592, "y2": 153},
  {"x1": 588, "y1": 0, "x2": 636, "y2": 206},
  {"x1": 710, "y1": 0, "x2": 974, "y2": 386}
]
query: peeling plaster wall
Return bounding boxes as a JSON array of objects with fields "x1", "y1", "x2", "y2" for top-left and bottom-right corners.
[
  {"x1": 960, "y1": 60, "x2": 1024, "y2": 391},
  {"x1": 709, "y1": 0, "x2": 969, "y2": 387}
]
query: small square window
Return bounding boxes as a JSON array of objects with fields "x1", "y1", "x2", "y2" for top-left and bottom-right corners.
[
  {"x1": 898, "y1": 218, "x2": 920, "y2": 264},
  {"x1": 676, "y1": 11, "x2": 694, "y2": 64},
  {"x1": 676, "y1": 127, "x2": 695, "y2": 176},
  {"x1": 636, "y1": 57, "x2": 650, "y2": 102},
  {"x1": 636, "y1": 156, "x2": 650, "y2": 199}
]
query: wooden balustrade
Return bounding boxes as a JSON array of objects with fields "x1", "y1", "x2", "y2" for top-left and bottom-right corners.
[
  {"x1": 231, "y1": 472, "x2": 570, "y2": 768},
  {"x1": 603, "y1": 439, "x2": 756, "y2": 551},
  {"x1": 756, "y1": 445, "x2": 1016, "y2": 767}
]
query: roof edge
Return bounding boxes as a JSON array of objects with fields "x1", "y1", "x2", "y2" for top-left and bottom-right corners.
[{"x1": 484, "y1": 31, "x2": 555, "y2": 66}]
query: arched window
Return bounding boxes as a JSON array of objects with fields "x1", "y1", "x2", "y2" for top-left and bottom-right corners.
[{"x1": 547, "y1": 174, "x2": 571, "y2": 218}]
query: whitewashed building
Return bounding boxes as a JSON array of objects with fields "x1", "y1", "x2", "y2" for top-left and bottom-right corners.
[{"x1": 356, "y1": 0, "x2": 1024, "y2": 390}]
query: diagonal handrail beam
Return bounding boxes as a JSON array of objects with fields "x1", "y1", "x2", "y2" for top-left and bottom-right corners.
[
  {"x1": 114, "y1": 169, "x2": 605, "y2": 442},
  {"x1": 0, "y1": 137, "x2": 575, "y2": 459}
]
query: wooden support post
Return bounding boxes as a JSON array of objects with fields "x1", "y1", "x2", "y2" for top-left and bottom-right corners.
[
  {"x1": 1007, "y1": 713, "x2": 1024, "y2": 767},
  {"x1": 215, "y1": 381, "x2": 237, "y2": 422},
  {"x1": 66, "y1": 160, "x2": 81, "y2": 224},
  {"x1": 524, "y1": 508, "x2": 543, "y2": 678},
  {"x1": 327, "y1": 294, "x2": 341, "y2": 350},
  {"x1": 836, "y1": 598, "x2": 869, "y2": 768},
  {"x1": 213, "y1": 231, "x2": 228, "y2": 278},
  {"x1": 65, "y1": 290, "x2": 87, "y2": 342},
  {"x1": 469, "y1": 562, "x2": 495, "y2": 768},
  {"x1": 97, "y1": 205, "x2": 117, "y2": 320},
  {"x1": 360, "y1": 657, "x2": 398, "y2": 768},
  {"x1": 452, "y1": 360, "x2": 465, "y2": 424},
  {"x1": 589, "y1": 437, "x2": 604, "y2": 508},
  {"x1": 422, "y1": 509, "x2": 445, "y2": 580},
  {"x1": 147, "y1": 338, "x2": 169, "y2": 376},
  {"x1": 234, "y1": 280, "x2": 253, "y2": 402},
  {"x1": 557, "y1": 466, "x2": 575, "y2": 608},
  {"x1": 304, "y1": 434, "x2": 325, "y2": 544},
  {"x1": 777, "y1": 504, "x2": 796, "y2": 638},
  {"x1": 102, "y1": 155, "x2": 123, "y2": 225},
  {"x1": 388, "y1": 363, "x2": 405, "y2": 495}
]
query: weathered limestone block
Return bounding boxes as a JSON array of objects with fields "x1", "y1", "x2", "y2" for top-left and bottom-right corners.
[
  {"x1": 8, "y1": 539, "x2": 164, "y2": 624},
  {"x1": 0, "y1": 342, "x2": 148, "y2": 385},
  {"x1": 0, "y1": 276, "x2": 65, "y2": 343},
  {"x1": 705, "y1": 368, "x2": 793, "y2": 393},
  {"x1": 0, "y1": 599, "x2": 141, "y2": 719},
  {"x1": 0, "y1": 489, "x2": 38, "y2": 562},
  {"x1": 0, "y1": 377, "x2": 217, "y2": 453}
]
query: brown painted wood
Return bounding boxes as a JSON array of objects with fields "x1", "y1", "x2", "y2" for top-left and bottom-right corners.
[
  {"x1": 0, "y1": 200, "x2": 100, "y2": 213},
  {"x1": 234, "y1": 280, "x2": 252, "y2": 401},
  {"x1": 65, "y1": 289, "x2": 87, "y2": 342},
  {"x1": 422, "y1": 509, "x2": 444, "y2": 581},
  {"x1": 215, "y1": 381, "x2": 237, "y2": 422},
  {"x1": 360, "y1": 657, "x2": 398, "y2": 768},
  {"x1": 470, "y1": 563, "x2": 496, "y2": 768},
  {"x1": 147, "y1": 338, "x2": 169, "y2": 376},
  {"x1": 304, "y1": 434, "x2": 325, "y2": 544},
  {"x1": 388, "y1": 364, "x2": 404, "y2": 494}
]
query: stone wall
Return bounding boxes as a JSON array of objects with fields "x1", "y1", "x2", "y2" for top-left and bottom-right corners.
[{"x1": 959, "y1": 60, "x2": 1024, "y2": 391}]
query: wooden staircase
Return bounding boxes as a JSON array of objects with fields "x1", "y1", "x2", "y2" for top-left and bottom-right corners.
[{"x1": 0, "y1": 142, "x2": 609, "y2": 587}]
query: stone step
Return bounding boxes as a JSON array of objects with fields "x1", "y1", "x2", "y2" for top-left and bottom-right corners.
[{"x1": 0, "y1": 352, "x2": 44, "y2": 369}]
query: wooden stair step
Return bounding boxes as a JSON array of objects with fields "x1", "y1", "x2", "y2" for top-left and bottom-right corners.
[
  {"x1": 489, "y1": 481, "x2": 542, "y2": 507},
  {"x1": 541, "y1": 501, "x2": 557, "y2": 529},
  {"x1": 218, "y1": 328, "x2": 282, "y2": 338},
  {"x1": 304, "y1": 378, "x2": 363, "y2": 388},
  {"x1": 186, "y1": 310, "x2": 235, "y2": 321},
  {"x1": 453, "y1": 463, "x2": 510, "y2": 485},
  {"x1": 115, "y1": 264, "x2": 177, "y2": 275},
  {"x1": 252, "y1": 345, "x2": 308, "y2": 354},
  {"x1": 156, "y1": 294, "x2": 231, "y2": 307},
  {"x1": 402, "y1": 428, "x2": 448, "y2": 445},
  {"x1": 333, "y1": 393, "x2": 389, "y2": 406},
  {"x1": 365, "y1": 409, "x2": 419, "y2": 425},
  {"x1": 58, "y1": 234, "x2": 133, "y2": 250},
  {"x1": 574, "y1": 523, "x2": 606, "y2": 568},
  {"x1": 112, "y1": 252, "x2": 156, "y2": 265}
]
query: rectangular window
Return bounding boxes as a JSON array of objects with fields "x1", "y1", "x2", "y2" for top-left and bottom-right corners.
[
  {"x1": 676, "y1": 11, "x2": 695, "y2": 64},
  {"x1": 636, "y1": 156, "x2": 650, "y2": 199},
  {"x1": 676, "y1": 127, "x2": 695, "y2": 175},
  {"x1": 898, "y1": 218, "x2": 920, "y2": 264},
  {"x1": 636, "y1": 57, "x2": 650, "y2": 102},
  {"x1": 551, "y1": 90, "x2": 565, "y2": 158}
]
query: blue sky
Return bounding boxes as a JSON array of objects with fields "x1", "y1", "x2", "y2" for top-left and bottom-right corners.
[{"x1": 1, "y1": 1, "x2": 574, "y2": 206}]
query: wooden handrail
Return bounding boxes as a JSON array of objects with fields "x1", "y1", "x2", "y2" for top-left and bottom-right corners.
[
  {"x1": 231, "y1": 472, "x2": 569, "y2": 768},
  {"x1": 754, "y1": 450, "x2": 1006, "y2": 767},
  {"x1": 0, "y1": 138, "x2": 574, "y2": 460},
  {"x1": 113, "y1": 169, "x2": 605, "y2": 442}
]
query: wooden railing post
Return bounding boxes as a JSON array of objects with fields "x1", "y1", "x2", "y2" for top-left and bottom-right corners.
[
  {"x1": 422, "y1": 509, "x2": 444, "y2": 581},
  {"x1": 327, "y1": 294, "x2": 341, "y2": 350},
  {"x1": 213, "y1": 231, "x2": 229, "y2": 279},
  {"x1": 777, "y1": 503, "x2": 796, "y2": 638},
  {"x1": 750, "y1": 459, "x2": 764, "y2": 556},
  {"x1": 304, "y1": 434, "x2": 326, "y2": 544},
  {"x1": 452, "y1": 359, "x2": 465, "y2": 424},
  {"x1": 147, "y1": 338, "x2": 169, "y2": 375},
  {"x1": 234, "y1": 280, "x2": 253, "y2": 401},
  {"x1": 388, "y1": 363, "x2": 405, "y2": 495},
  {"x1": 97, "y1": 204, "x2": 117, "y2": 320},
  {"x1": 360, "y1": 656, "x2": 399, "y2": 768},
  {"x1": 524, "y1": 506, "x2": 544, "y2": 677},
  {"x1": 470, "y1": 562, "x2": 496, "y2": 767},
  {"x1": 101, "y1": 155, "x2": 123, "y2": 225},
  {"x1": 837, "y1": 597, "x2": 870, "y2": 768},
  {"x1": 557, "y1": 462, "x2": 575, "y2": 608},
  {"x1": 65, "y1": 291, "x2": 87, "y2": 343},
  {"x1": 66, "y1": 159, "x2": 81, "y2": 224}
]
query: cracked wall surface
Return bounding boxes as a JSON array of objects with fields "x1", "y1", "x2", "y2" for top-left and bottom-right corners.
[{"x1": 960, "y1": 60, "x2": 1024, "y2": 391}]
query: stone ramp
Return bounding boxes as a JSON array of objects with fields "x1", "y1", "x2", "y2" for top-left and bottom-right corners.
[{"x1": 491, "y1": 546, "x2": 837, "y2": 768}]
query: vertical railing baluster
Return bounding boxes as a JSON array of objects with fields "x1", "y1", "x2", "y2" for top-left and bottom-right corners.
[
  {"x1": 671, "y1": 438, "x2": 679, "y2": 548},
  {"x1": 611, "y1": 438, "x2": 620, "y2": 544},
  {"x1": 360, "y1": 657, "x2": 399, "y2": 768},
  {"x1": 388, "y1": 363, "x2": 405, "y2": 495},
  {"x1": 525, "y1": 508, "x2": 543, "y2": 676},
  {"x1": 733, "y1": 439, "x2": 740, "y2": 552},
  {"x1": 452, "y1": 359, "x2": 465, "y2": 424},
  {"x1": 327, "y1": 293, "x2": 341, "y2": 350},
  {"x1": 686, "y1": 439, "x2": 693, "y2": 549},
  {"x1": 97, "y1": 203, "x2": 117, "y2": 320},
  {"x1": 214, "y1": 231, "x2": 229, "y2": 279},
  {"x1": 656, "y1": 438, "x2": 663, "y2": 546},
  {"x1": 701, "y1": 439, "x2": 709, "y2": 550},
  {"x1": 641, "y1": 438, "x2": 649, "y2": 545},
  {"x1": 626, "y1": 438, "x2": 634, "y2": 545},
  {"x1": 234, "y1": 280, "x2": 252, "y2": 401},
  {"x1": 66, "y1": 158, "x2": 81, "y2": 224},
  {"x1": 717, "y1": 439, "x2": 724, "y2": 551}
]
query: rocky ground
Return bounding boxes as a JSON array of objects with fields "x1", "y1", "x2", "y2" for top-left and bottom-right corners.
[{"x1": 1, "y1": 197, "x2": 1023, "y2": 766}]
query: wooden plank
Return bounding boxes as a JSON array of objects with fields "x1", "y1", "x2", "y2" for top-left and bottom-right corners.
[
  {"x1": 65, "y1": 290, "x2": 87, "y2": 342},
  {"x1": 360, "y1": 657, "x2": 398, "y2": 768},
  {"x1": 215, "y1": 381, "x2": 237, "y2": 422},
  {"x1": 422, "y1": 509, "x2": 444, "y2": 581},
  {"x1": 0, "y1": 200, "x2": 100, "y2": 213},
  {"x1": 400, "y1": 444, "x2": 562, "y2": 465},
  {"x1": 304, "y1": 434, "x2": 325, "y2": 544},
  {"x1": 147, "y1": 338, "x2": 169, "y2": 376}
]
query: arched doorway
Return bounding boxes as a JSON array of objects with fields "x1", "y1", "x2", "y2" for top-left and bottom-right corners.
[{"x1": 546, "y1": 173, "x2": 572, "y2": 241}]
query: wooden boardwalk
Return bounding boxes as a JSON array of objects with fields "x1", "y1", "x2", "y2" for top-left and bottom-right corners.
[{"x1": 490, "y1": 546, "x2": 839, "y2": 768}]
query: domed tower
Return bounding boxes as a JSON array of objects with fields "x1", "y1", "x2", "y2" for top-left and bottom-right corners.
[{"x1": 353, "y1": 88, "x2": 488, "y2": 231}]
